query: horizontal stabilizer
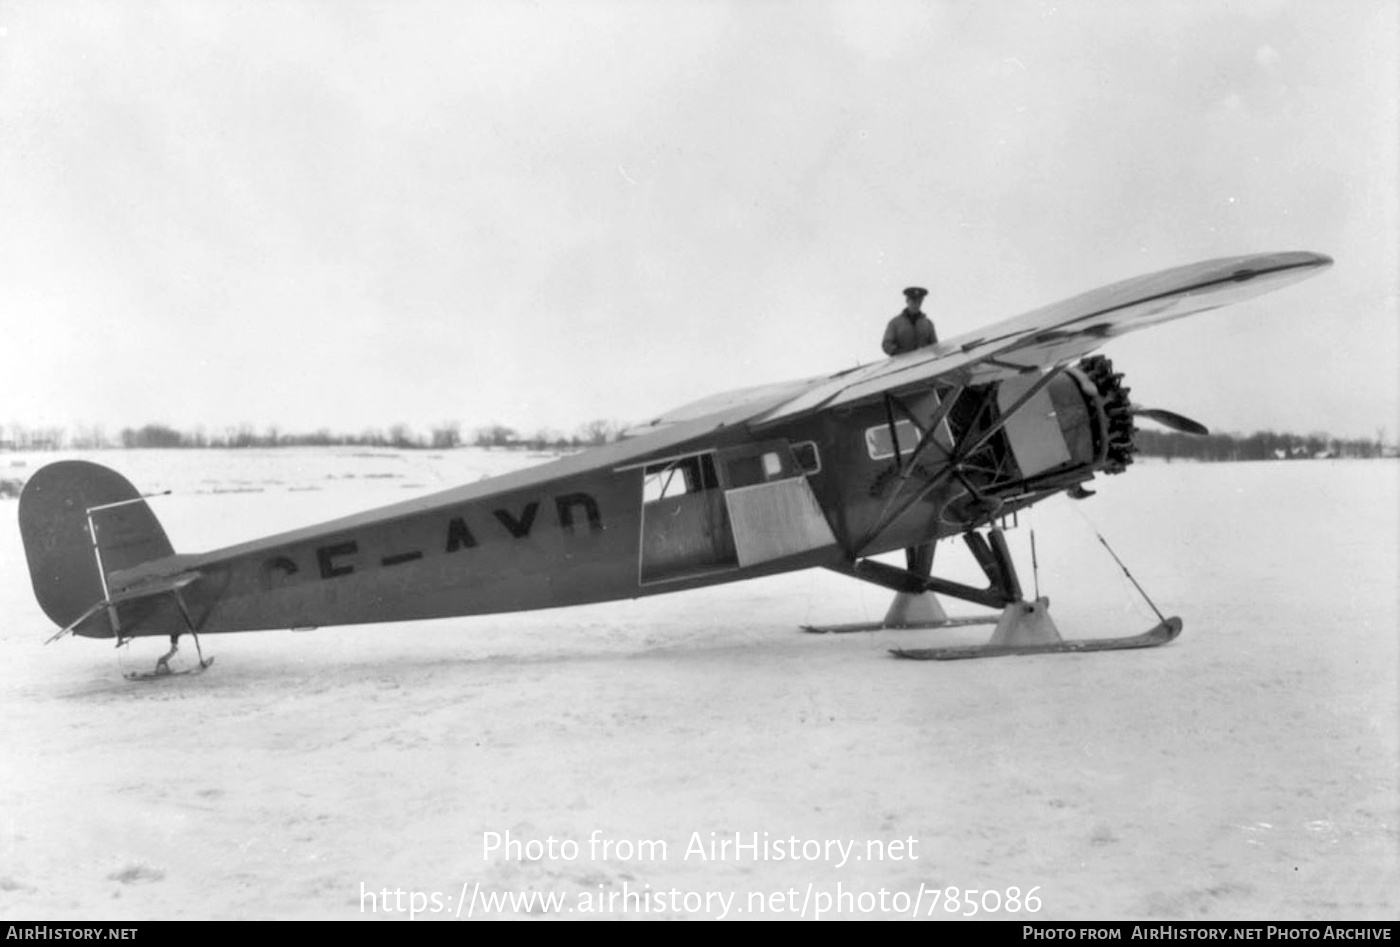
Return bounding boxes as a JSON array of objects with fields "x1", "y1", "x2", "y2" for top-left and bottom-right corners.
[
  {"x1": 45, "y1": 572, "x2": 202, "y2": 644},
  {"x1": 108, "y1": 570, "x2": 202, "y2": 605}
]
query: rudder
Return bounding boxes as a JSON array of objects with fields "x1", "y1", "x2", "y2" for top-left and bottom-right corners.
[{"x1": 19, "y1": 461, "x2": 174, "y2": 637}]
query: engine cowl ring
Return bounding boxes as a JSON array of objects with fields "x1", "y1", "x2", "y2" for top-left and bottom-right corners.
[{"x1": 1078, "y1": 354, "x2": 1137, "y2": 474}]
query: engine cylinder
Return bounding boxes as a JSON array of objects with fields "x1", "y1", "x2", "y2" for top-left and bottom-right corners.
[{"x1": 1071, "y1": 355, "x2": 1138, "y2": 474}]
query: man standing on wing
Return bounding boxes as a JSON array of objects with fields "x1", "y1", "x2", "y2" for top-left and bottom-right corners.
[{"x1": 882, "y1": 286, "x2": 937, "y2": 356}]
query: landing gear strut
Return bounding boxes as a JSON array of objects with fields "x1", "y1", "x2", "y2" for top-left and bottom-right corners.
[
  {"x1": 154, "y1": 635, "x2": 180, "y2": 675},
  {"x1": 121, "y1": 591, "x2": 215, "y2": 679},
  {"x1": 802, "y1": 539, "x2": 999, "y2": 635}
]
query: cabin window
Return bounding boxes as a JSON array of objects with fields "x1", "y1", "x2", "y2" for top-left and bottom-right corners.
[
  {"x1": 865, "y1": 420, "x2": 921, "y2": 461},
  {"x1": 791, "y1": 441, "x2": 821, "y2": 475},
  {"x1": 721, "y1": 444, "x2": 801, "y2": 489},
  {"x1": 643, "y1": 454, "x2": 720, "y2": 504}
]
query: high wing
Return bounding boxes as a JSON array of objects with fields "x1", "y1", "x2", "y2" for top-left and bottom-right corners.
[
  {"x1": 745, "y1": 250, "x2": 1331, "y2": 428},
  {"x1": 622, "y1": 377, "x2": 825, "y2": 435}
]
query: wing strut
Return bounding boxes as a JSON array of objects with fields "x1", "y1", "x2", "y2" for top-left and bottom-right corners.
[
  {"x1": 854, "y1": 365, "x2": 1067, "y2": 556},
  {"x1": 882, "y1": 393, "x2": 904, "y2": 468},
  {"x1": 858, "y1": 382, "x2": 971, "y2": 553}
]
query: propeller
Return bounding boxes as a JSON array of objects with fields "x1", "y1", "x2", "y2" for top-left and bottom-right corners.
[{"x1": 1130, "y1": 406, "x2": 1209, "y2": 436}]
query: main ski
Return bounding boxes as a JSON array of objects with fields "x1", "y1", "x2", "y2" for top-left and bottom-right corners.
[
  {"x1": 802, "y1": 616, "x2": 999, "y2": 634},
  {"x1": 890, "y1": 618, "x2": 1182, "y2": 660}
]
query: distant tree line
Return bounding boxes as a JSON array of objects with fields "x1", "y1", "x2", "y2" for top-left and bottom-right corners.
[
  {"x1": 2, "y1": 420, "x2": 1392, "y2": 460},
  {"x1": 0, "y1": 420, "x2": 629, "y2": 452},
  {"x1": 1134, "y1": 428, "x2": 1390, "y2": 461}
]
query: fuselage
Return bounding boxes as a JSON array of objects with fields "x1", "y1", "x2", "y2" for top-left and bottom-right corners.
[{"x1": 102, "y1": 363, "x2": 1121, "y2": 638}]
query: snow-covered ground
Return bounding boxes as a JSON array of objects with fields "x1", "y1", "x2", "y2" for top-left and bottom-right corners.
[{"x1": 1, "y1": 448, "x2": 1395, "y2": 920}]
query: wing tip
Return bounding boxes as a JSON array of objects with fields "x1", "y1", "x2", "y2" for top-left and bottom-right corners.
[
  {"x1": 1285, "y1": 250, "x2": 1333, "y2": 269},
  {"x1": 1225, "y1": 250, "x2": 1332, "y2": 287},
  {"x1": 1276, "y1": 250, "x2": 1333, "y2": 271}
]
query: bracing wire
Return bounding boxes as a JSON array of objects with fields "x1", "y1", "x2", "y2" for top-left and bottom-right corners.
[
  {"x1": 1070, "y1": 505, "x2": 1168, "y2": 624},
  {"x1": 1030, "y1": 528, "x2": 1040, "y2": 601}
]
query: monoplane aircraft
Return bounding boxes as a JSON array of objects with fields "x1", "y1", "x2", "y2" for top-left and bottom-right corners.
[{"x1": 20, "y1": 251, "x2": 1332, "y2": 673}]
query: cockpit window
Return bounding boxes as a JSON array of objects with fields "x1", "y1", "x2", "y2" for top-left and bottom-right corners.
[
  {"x1": 865, "y1": 420, "x2": 921, "y2": 461},
  {"x1": 791, "y1": 441, "x2": 821, "y2": 475}
]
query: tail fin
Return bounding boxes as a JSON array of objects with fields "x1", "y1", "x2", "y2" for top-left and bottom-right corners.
[{"x1": 19, "y1": 461, "x2": 174, "y2": 638}]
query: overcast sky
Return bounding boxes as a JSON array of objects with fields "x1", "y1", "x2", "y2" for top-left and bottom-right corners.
[{"x1": 2, "y1": 0, "x2": 1395, "y2": 441}]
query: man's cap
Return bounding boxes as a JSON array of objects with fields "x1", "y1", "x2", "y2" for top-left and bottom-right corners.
[{"x1": 903, "y1": 286, "x2": 928, "y2": 299}]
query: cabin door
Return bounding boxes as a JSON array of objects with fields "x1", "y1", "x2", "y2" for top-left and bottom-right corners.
[{"x1": 638, "y1": 452, "x2": 739, "y2": 584}]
